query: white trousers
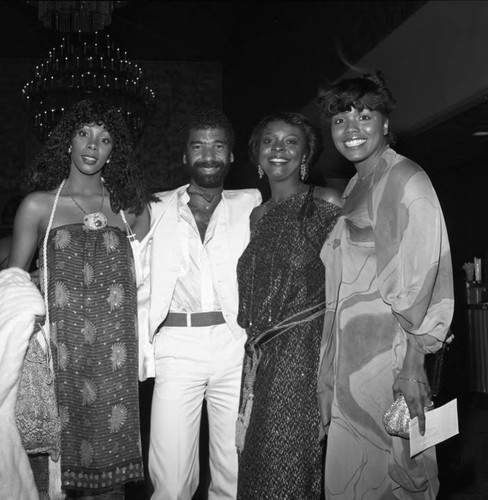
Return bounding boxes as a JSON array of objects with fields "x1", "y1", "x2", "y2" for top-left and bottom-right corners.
[{"x1": 149, "y1": 323, "x2": 245, "y2": 500}]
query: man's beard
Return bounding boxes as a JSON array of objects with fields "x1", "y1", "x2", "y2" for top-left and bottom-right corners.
[{"x1": 186, "y1": 160, "x2": 230, "y2": 188}]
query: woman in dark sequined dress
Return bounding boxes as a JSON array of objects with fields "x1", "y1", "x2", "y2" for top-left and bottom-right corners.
[{"x1": 236, "y1": 112, "x2": 342, "y2": 500}]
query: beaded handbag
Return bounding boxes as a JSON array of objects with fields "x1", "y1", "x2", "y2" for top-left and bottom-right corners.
[
  {"x1": 15, "y1": 184, "x2": 63, "y2": 460},
  {"x1": 15, "y1": 323, "x2": 61, "y2": 460},
  {"x1": 383, "y1": 340, "x2": 449, "y2": 440},
  {"x1": 383, "y1": 394, "x2": 410, "y2": 439}
]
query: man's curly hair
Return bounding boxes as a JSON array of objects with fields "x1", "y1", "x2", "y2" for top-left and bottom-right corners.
[
  {"x1": 178, "y1": 108, "x2": 235, "y2": 152},
  {"x1": 22, "y1": 99, "x2": 155, "y2": 215}
]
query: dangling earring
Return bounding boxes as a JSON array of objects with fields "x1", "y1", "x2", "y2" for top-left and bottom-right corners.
[
  {"x1": 68, "y1": 146, "x2": 72, "y2": 154},
  {"x1": 258, "y1": 165, "x2": 264, "y2": 179},
  {"x1": 105, "y1": 158, "x2": 110, "y2": 164},
  {"x1": 383, "y1": 127, "x2": 388, "y2": 136},
  {"x1": 300, "y1": 158, "x2": 308, "y2": 181}
]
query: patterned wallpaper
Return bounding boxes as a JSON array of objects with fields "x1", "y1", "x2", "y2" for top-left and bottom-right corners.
[{"x1": 135, "y1": 60, "x2": 222, "y2": 191}]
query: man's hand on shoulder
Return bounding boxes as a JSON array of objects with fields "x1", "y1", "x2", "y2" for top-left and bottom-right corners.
[{"x1": 249, "y1": 205, "x2": 266, "y2": 226}]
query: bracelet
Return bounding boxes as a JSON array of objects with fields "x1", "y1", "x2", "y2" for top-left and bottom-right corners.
[{"x1": 397, "y1": 377, "x2": 428, "y2": 386}]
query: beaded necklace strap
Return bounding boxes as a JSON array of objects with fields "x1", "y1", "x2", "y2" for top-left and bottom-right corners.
[{"x1": 40, "y1": 179, "x2": 65, "y2": 347}]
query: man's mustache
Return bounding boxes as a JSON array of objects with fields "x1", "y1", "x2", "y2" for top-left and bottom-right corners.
[{"x1": 193, "y1": 160, "x2": 225, "y2": 169}]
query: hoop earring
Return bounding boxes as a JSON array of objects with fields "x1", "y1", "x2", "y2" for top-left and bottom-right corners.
[
  {"x1": 258, "y1": 165, "x2": 264, "y2": 179},
  {"x1": 300, "y1": 159, "x2": 308, "y2": 181}
]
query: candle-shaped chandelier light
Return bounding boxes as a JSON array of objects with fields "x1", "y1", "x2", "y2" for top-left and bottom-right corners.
[{"x1": 21, "y1": 31, "x2": 156, "y2": 142}]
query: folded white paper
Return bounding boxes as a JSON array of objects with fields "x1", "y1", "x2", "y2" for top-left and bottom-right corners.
[{"x1": 409, "y1": 398, "x2": 459, "y2": 457}]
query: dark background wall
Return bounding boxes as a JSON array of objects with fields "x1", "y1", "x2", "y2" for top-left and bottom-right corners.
[
  {"x1": 1, "y1": 0, "x2": 484, "y2": 331},
  {"x1": 0, "y1": 57, "x2": 222, "y2": 225}
]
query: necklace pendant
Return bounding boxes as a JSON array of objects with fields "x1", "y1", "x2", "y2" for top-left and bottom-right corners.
[{"x1": 84, "y1": 212, "x2": 107, "y2": 230}]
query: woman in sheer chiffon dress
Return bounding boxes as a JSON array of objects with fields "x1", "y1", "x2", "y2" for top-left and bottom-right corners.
[{"x1": 316, "y1": 73, "x2": 454, "y2": 499}]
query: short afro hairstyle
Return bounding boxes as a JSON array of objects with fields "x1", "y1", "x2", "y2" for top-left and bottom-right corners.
[{"x1": 317, "y1": 71, "x2": 396, "y2": 122}]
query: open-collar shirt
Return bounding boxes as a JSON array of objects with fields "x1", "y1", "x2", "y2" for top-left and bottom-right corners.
[{"x1": 170, "y1": 189, "x2": 222, "y2": 313}]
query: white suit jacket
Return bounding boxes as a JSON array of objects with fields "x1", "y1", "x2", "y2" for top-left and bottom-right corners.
[{"x1": 137, "y1": 184, "x2": 262, "y2": 380}]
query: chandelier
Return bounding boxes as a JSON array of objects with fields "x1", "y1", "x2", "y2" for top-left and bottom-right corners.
[
  {"x1": 27, "y1": 1, "x2": 130, "y2": 33},
  {"x1": 22, "y1": 2, "x2": 156, "y2": 142}
]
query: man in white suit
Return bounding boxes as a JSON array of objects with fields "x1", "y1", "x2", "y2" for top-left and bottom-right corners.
[{"x1": 141, "y1": 109, "x2": 261, "y2": 500}]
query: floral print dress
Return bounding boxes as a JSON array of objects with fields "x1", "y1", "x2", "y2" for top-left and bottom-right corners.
[{"x1": 41, "y1": 223, "x2": 143, "y2": 495}]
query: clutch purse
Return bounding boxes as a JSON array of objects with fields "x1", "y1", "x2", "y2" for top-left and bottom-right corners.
[
  {"x1": 383, "y1": 394, "x2": 410, "y2": 439},
  {"x1": 383, "y1": 394, "x2": 435, "y2": 440}
]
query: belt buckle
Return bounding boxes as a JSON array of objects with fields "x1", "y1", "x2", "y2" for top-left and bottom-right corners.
[{"x1": 186, "y1": 313, "x2": 192, "y2": 328}]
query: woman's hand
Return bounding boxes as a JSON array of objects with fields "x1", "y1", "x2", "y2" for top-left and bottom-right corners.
[{"x1": 392, "y1": 342, "x2": 433, "y2": 436}]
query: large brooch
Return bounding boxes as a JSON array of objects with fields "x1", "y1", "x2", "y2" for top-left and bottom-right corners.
[{"x1": 84, "y1": 212, "x2": 108, "y2": 230}]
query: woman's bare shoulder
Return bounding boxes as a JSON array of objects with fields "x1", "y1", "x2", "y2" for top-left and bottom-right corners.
[
  {"x1": 17, "y1": 191, "x2": 56, "y2": 216},
  {"x1": 313, "y1": 186, "x2": 343, "y2": 208}
]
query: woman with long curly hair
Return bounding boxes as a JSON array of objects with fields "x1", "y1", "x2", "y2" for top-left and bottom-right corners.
[{"x1": 9, "y1": 99, "x2": 154, "y2": 499}]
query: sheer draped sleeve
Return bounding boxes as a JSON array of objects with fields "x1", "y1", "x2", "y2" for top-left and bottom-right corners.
[{"x1": 373, "y1": 156, "x2": 454, "y2": 353}]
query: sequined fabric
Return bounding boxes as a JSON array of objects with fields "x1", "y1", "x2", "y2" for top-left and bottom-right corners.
[
  {"x1": 36, "y1": 223, "x2": 143, "y2": 496},
  {"x1": 236, "y1": 190, "x2": 340, "y2": 500},
  {"x1": 383, "y1": 395, "x2": 410, "y2": 439}
]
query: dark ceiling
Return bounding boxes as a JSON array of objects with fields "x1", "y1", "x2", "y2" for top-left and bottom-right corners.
[
  {"x1": 398, "y1": 94, "x2": 488, "y2": 178},
  {"x1": 3, "y1": 0, "x2": 483, "y2": 181},
  {"x1": 0, "y1": 1, "x2": 425, "y2": 144}
]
